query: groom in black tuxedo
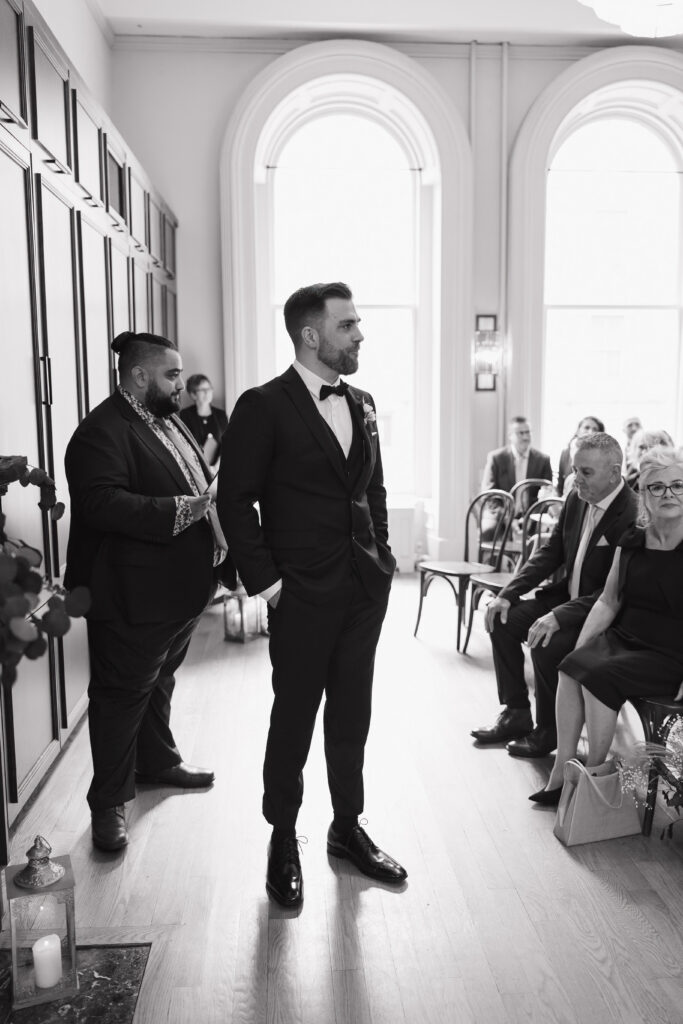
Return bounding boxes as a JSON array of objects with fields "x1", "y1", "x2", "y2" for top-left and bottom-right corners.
[{"x1": 218, "y1": 282, "x2": 407, "y2": 907}]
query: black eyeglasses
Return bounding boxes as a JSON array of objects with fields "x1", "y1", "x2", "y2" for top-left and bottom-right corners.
[{"x1": 645, "y1": 480, "x2": 683, "y2": 497}]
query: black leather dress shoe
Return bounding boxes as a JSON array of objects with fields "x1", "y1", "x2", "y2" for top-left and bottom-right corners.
[
  {"x1": 529, "y1": 786, "x2": 563, "y2": 806},
  {"x1": 471, "y1": 708, "x2": 533, "y2": 744},
  {"x1": 135, "y1": 762, "x2": 215, "y2": 787},
  {"x1": 507, "y1": 727, "x2": 558, "y2": 759},
  {"x1": 327, "y1": 824, "x2": 407, "y2": 883},
  {"x1": 266, "y1": 836, "x2": 303, "y2": 908},
  {"x1": 91, "y1": 805, "x2": 128, "y2": 852}
]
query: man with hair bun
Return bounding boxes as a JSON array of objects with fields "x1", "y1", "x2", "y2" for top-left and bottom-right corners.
[
  {"x1": 64, "y1": 331, "x2": 235, "y2": 852},
  {"x1": 471, "y1": 432, "x2": 638, "y2": 759}
]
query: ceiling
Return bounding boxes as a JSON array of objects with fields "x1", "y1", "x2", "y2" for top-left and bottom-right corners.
[{"x1": 89, "y1": 0, "x2": 645, "y2": 46}]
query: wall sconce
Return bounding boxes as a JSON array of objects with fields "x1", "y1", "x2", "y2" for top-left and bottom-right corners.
[{"x1": 474, "y1": 315, "x2": 502, "y2": 391}]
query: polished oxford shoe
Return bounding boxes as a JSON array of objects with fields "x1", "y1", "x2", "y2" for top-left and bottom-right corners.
[
  {"x1": 91, "y1": 805, "x2": 128, "y2": 852},
  {"x1": 327, "y1": 824, "x2": 407, "y2": 883},
  {"x1": 507, "y1": 727, "x2": 558, "y2": 759},
  {"x1": 529, "y1": 786, "x2": 563, "y2": 806},
  {"x1": 135, "y1": 762, "x2": 215, "y2": 787},
  {"x1": 471, "y1": 708, "x2": 533, "y2": 744},
  {"x1": 266, "y1": 836, "x2": 303, "y2": 908}
]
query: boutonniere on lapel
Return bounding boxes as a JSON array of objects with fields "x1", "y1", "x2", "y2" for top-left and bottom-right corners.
[{"x1": 362, "y1": 401, "x2": 376, "y2": 427}]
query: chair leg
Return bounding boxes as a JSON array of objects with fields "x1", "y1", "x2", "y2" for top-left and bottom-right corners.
[
  {"x1": 414, "y1": 570, "x2": 428, "y2": 637},
  {"x1": 462, "y1": 586, "x2": 481, "y2": 655},
  {"x1": 456, "y1": 579, "x2": 468, "y2": 652}
]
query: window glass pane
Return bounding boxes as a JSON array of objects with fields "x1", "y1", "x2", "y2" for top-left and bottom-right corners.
[
  {"x1": 543, "y1": 307, "x2": 680, "y2": 464},
  {"x1": 546, "y1": 119, "x2": 679, "y2": 306},
  {"x1": 271, "y1": 112, "x2": 418, "y2": 495}
]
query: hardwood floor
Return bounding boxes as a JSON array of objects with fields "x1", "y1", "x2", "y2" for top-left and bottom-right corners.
[{"x1": 7, "y1": 575, "x2": 683, "y2": 1023}]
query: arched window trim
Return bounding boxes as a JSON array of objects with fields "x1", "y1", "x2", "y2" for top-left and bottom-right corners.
[
  {"x1": 219, "y1": 40, "x2": 473, "y2": 558},
  {"x1": 508, "y1": 45, "x2": 683, "y2": 435}
]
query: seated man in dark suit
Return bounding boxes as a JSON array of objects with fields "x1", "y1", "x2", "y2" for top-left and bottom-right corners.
[
  {"x1": 471, "y1": 433, "x2": 638, "y2": 755},
  {"x1": 482, "y1": 415, "x2": 552, "y2": 504},
  {"x1": 64, "y1": 331, "x2": 235, "y2": 852}
]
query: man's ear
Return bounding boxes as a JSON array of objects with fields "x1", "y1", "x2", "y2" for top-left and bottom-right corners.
[
  {"x1": 130, "y1": 364, "x2": 148, "y2": 389},
  {"x1": 301, "y1": 325, "x2": 318, "y2": 350}
]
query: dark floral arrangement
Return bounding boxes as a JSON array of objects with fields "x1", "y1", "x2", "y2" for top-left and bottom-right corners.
[{"x1": 0, "y1": 456, "x2": 90, "y2": 688}]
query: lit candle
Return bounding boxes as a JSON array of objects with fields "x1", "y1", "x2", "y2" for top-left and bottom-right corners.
[{"x1": 32, "y1": 934, "x2": 62, "y2": 988}]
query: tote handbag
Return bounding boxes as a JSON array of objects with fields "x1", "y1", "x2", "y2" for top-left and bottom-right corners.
[{"x1": 553, "y1": 758, "x2": 641, "y2": 847}]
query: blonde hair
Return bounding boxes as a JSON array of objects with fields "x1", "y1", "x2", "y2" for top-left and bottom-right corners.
[{"x1": 637, "y1": 445, "x2": 683, "y2": 526}]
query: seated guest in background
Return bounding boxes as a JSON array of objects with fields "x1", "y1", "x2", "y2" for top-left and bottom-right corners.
[
  {"x1": 557, "y1": 415, "x2": 605, "y2": 496},
  {"x1": 625, "y1": 428, "x2": 674, "y2": 490},
  {"x1": 622, "y1": 415, "x2": 643, "y2": 476},
  {"x1": 471, "y1": 433, "x2": 637, "y2": 755},
  {"x1": 482, "y1": 416, "x2": 552, "y2": 504},
  {"x1": 179, "y1": 374, "x2": 229, "y2": 468},
  {"x1": 532, "y1": 445, "x2": 683, "y2": 805}
]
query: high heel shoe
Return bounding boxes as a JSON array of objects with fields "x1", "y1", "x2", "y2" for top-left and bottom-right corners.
[{"x1": 529, "y1": 785, "x2": 563, "y2": 806}]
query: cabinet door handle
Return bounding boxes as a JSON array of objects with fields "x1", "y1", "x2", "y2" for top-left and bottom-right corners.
[{"x1": 40, "y1": 355, "x2": 53, "y2": 406}]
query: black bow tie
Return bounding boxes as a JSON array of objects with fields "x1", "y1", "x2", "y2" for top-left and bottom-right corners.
[{"x1": 319, "y1": 382, "x2": 349, "y2": 400}]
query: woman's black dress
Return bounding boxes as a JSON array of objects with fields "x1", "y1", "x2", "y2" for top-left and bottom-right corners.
[{"x1": 559, "y1": 527, "x2": 683, "y2": 710}]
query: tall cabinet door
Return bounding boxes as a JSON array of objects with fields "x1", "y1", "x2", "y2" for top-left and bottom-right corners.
[
  {"x1": 79, "y1": 214, "x2": 111, "y2": 410},
  {"x1": 35, "y1": 176, "x2": 90, "y2": 730},
  {"x1": 0, "y1": 137, "x2": 58, "y2": 826}
]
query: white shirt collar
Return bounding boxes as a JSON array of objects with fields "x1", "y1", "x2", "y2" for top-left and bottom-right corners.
[
  {"x1": 592, "y1": 477, "x2": 624, "y2": 512},
  {"x1": 292, "y1": 360, "x2": 341, "y2": 400}
]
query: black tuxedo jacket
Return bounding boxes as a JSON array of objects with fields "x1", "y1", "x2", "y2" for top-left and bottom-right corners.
[
  {"x1": 64, "y1": 390, "x2": 235, "y2": 624},
  {"x1": 217, "y1": 366, "x2": 396, "y2": 603},
  {"x1": 499, "y1": 483, "x2": 638, "y2": 628},
  {"x1": 482, "y1": 446, "x2": 553, "y2": 496}
]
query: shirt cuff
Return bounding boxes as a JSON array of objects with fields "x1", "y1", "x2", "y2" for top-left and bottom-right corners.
[
  {"x1": 260, "y1": 580, "x2": 282, "y2": 603},
  {"x1": 173, "y1": 495, "x2": 194, "y2": 536}
]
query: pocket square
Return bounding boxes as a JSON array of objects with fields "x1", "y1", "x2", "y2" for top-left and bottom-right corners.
[{"x1": 596, "y1": 536, "x2": 610, "y2": 547}]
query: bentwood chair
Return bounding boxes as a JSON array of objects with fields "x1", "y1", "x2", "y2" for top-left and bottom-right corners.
[
  {"x1": 502, "y1": 478, "x2": 555, "y2": 566},
  {"x1": 414, "y1": 489, "x2": 515, "y2": 652},
  {"x1": 629, "y1": 696, "x2": 683, "y2": 836},
  {"x1": 461, "y1": 495, "x2": 563, "y2": 654}
]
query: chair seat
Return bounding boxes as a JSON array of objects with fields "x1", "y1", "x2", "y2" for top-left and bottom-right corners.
[
  {"x1": 470, "y1": 571, "x2": 514, "y2": 590},
  {"x1": 631, "y1": 695, "x2": 683, "y2": 717},
  {"x1": 418, "y1": 560, "x2": 494, "y2": 577}
]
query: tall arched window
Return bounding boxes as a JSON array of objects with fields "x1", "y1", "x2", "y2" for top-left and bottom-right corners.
[
  {"x1": 270, "y1": 112, "x2": 420, "y2": 494},
  {"x1": 543, "y1": 106, "x2": 683, "y2": 459}
]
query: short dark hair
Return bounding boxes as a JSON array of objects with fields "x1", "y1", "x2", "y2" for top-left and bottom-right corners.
[
  {"x1": 575, "y1": 431, "x2": 622, "y2": 465},
  {"x1": 508, "y1": 415, "x2": 529, "y2": 428},
  {"x1": 111, "y1": 331, "x2": 177, "y2": 377},
  {"x1": 186, "y1": 374, "x2": 211, "y2": 394},
  {"x1": 283, "y1": 282, "x2": 352, "y2": 346}
]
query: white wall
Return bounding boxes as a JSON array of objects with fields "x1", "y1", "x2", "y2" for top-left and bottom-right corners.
[
  {"x1": 32, "y1": 0, "x2": 113, "y2": 109},
  {"x1": 109, "y1": 37, "x2": 601, "y2": 493}
]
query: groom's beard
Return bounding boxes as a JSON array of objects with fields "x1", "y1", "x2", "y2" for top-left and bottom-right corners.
[{"x1": 318, "y1": 338, "x2": 359, "y2": 376}]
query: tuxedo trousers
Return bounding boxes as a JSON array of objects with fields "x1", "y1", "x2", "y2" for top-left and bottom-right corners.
[
  {"x1": 490, "y1": 595, "x2": 582, "y2": 728},
  {"x1": 86, "y1": 614, "x2": 200, "y2": 810},
  {"x1": 263, "y1": 565, "x2": 390, "y2": 829}
]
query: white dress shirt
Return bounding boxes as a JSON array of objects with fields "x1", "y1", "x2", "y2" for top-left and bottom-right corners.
[{"x1": 568, "y1": 478, "x2": 624, "y2": 600}]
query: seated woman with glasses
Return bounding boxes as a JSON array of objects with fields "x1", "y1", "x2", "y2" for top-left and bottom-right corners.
[
  {"x1": 530, "y1": 445, "x2": 683, "y2": 805},
  {"x1": 179, "y1": 374, "x2": 229, "y2": 468}
]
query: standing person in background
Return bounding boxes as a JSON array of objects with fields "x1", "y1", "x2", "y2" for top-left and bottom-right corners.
[
  {"x1": 218, "y1": 281, "x2": 406, "y2": 910},
  {"x1": 64, "y1": 332, "x2": 235, "y2": 853},
  {"x1": 622, "y1": 415, "x2": 643, "y2": 478},
  {"x1": 180, "y1": 374, "x2": 229, "y2": 468},
  {"x1": 557, "y1": 415, "x2": 604, "y2": 496}
]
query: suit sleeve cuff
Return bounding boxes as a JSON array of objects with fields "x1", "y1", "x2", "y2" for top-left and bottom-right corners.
[{"x1": 260, "y1": 579, "x2": 282, "y2": 603}]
